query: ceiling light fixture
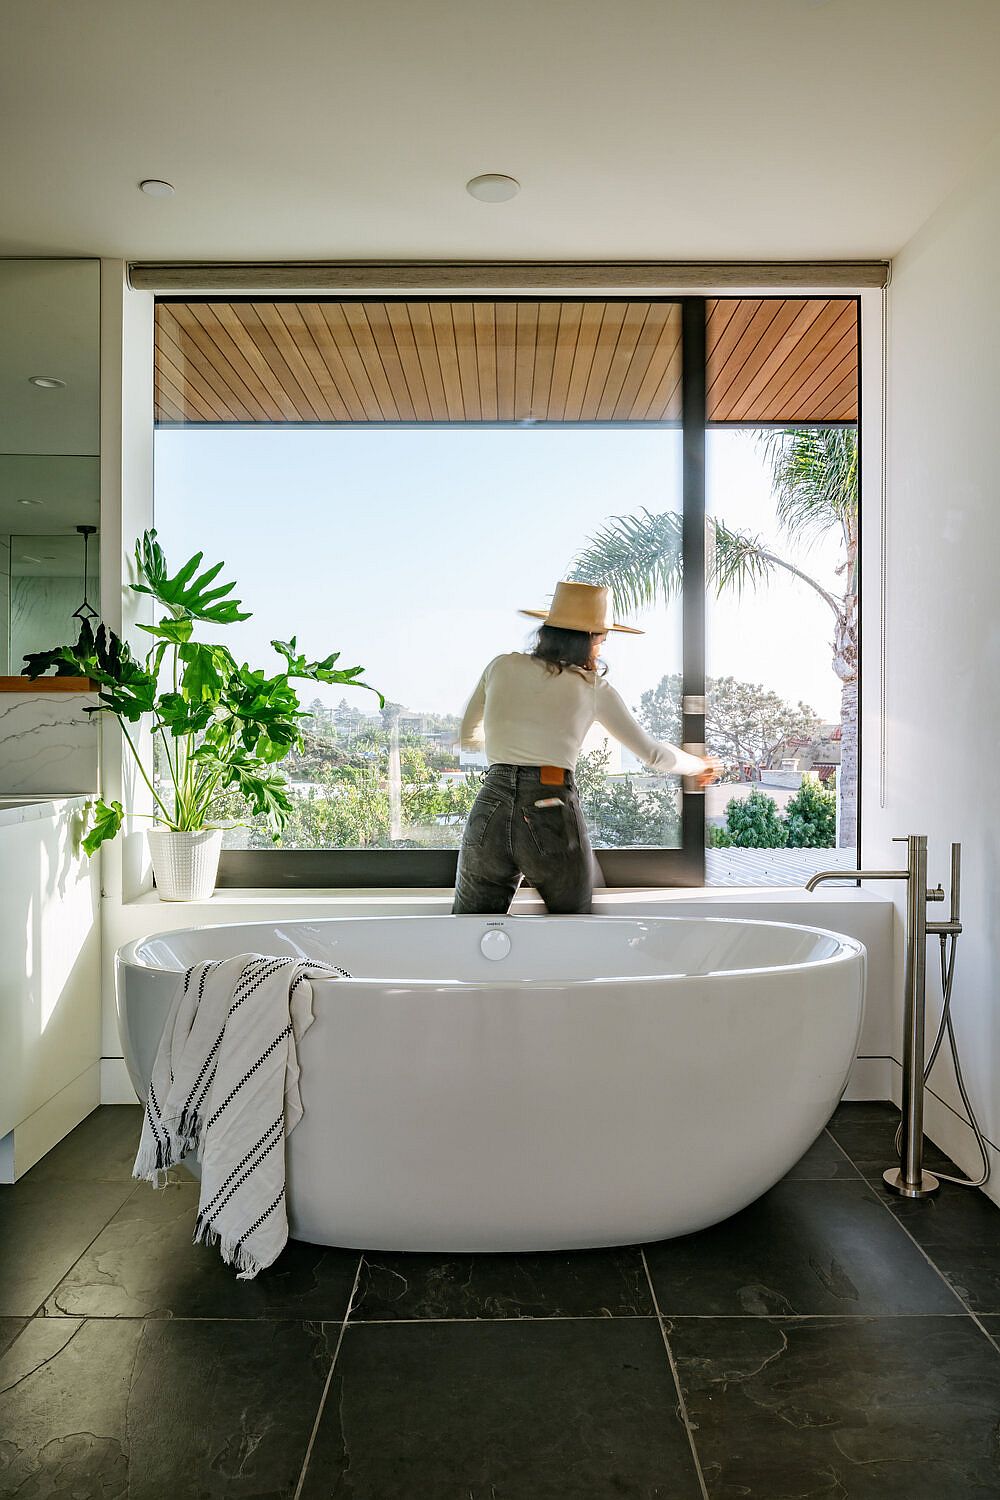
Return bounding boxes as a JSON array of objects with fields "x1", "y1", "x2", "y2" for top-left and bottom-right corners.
[
  {"x1": 466, "y1": 173, "x2": 520, "y2": 203},
  {"x1": 28, "y1": 376, "x2": 65, "y2": 389},
  {"x1": 139, "y1": 178, "x2": 175, "y2": 198},
  {"x1": 17, "y1": 498, "x2": 44, "y2": 507}
]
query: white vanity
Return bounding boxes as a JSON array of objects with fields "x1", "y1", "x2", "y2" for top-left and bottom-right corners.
[{"x1": 0, "y1": 795, "x2": 101, "y2": 1180}]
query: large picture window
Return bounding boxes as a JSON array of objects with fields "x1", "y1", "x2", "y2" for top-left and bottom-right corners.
[{"x1": 151, "y1": 294, "x2": 858, "y2": 887}]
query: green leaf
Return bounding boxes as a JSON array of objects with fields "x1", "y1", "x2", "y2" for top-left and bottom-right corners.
[
  {"x1": 218, "y1": 662, "x2": 306, "y2": 763},
  {"x1": 196, "y1": 749, "x2": 292, "y2": 840},
  {"x1": 84, "y1": 626, "x2": 158, "y2": 721},
  {"x1": 271, "y1": 637, "x2": 385, "y2": 706},
  {"x1": 82, "y1": 798, "x2": 124, "y2": 856},
  {"x1": 178, "y1": 642, "x2": 236, "y2": 703},
  {"x1": 157, "y1": 692, "x2": 214, "y2": 737},
  {"x1": 22, "y1": 618, "x2": 100, "y2": 679},
  {"x1": 132, "y1": 528, "x2": 252, "y2": 624},
  {"x1": 137, "y1": 617, "x2": 195, "y2": 643}
]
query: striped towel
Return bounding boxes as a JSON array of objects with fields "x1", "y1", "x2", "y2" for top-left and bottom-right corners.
[{"x1": 134, "y1": 953, "x2": 347, "y2": 1279}]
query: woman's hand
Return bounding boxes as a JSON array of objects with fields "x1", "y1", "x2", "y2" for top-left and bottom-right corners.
[{"x1": 695, "y1": 755, "x2": 721, "y2": 788}]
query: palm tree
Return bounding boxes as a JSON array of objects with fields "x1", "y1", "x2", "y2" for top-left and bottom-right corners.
[{"x1": 570, "y1": 428, "x2": 859, "y2": 847}]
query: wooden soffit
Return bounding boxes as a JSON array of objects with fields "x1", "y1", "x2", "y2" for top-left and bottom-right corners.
[{"x1": 154, "y1": 297, "x2": 857, "y2": 427}]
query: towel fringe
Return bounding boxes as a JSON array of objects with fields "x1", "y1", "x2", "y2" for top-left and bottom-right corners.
[
  {"x1": 194, "y1": 1211, "x2": 264, "y2": 1280},
  {"x1": 133, "y1": 1108, "x2": 204, "y2": 1186}
]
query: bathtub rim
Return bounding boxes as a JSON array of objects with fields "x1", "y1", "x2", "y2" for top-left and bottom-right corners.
[{"x1": 116, "y1": 912, "x2": 866, "y2": 989}]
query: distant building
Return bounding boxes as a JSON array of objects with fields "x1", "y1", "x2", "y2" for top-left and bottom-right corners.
[{"x1": 764, "y1": 723, "x2": 841, "y2": 785}]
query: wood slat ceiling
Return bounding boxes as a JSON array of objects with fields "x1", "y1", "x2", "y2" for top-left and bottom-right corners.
[{"x1": 154, "y1": 298, "x2": 857, "y2": 426}]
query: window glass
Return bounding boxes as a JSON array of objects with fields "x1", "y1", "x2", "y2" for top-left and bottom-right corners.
[
  {"x1": 153, "y1": 426, "x2": 685, "y2": 851},
  {"x1": 704, "y1": 427, "x2": 859, "y2": 884}
]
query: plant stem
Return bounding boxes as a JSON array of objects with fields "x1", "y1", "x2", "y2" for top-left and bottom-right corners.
[{"x1": 119, "y1": 719, "x2": 174, "y2": 824}]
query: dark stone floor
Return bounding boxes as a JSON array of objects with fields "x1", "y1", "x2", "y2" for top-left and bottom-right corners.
[{"x1": 2, "y1": 1101, "x2": 999, "y2": 1497}]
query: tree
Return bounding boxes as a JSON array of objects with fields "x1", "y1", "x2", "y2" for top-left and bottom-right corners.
[
  {"x1": 212, "y1": 730, "x2": 483, "y2": 850},
  {"x1": 783, "y1": 775, "x2": 837, "y2": 848},
  {"x1": 639, "y1": 671, "x2": 821, "y2": 774},
  {"x1": 574, "y1": 746, "x2": 681, "y2": 848},
  {"x1": 723, "y1": 789, "x2": 787, "y2": 848},
  {"x1": 571, "y1": 427, "x2": 859, "y2": 846}
]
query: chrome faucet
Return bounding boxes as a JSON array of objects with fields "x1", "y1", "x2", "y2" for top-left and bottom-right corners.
[{"x1": 806, "y1": 835, "x2": 962, "y2": 1198}]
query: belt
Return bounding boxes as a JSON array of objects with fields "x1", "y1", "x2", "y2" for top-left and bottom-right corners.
[{"x1": 487, "y1": 763, "x2": 573, "y2": 787}]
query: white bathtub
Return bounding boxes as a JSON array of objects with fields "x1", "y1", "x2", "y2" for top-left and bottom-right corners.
[{"x1": 116, "y1": 914, "x2": 865, "y2": 1252}]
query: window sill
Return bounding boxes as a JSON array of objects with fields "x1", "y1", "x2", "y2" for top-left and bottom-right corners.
[{"x1": 118, "y1": 884, "x2": 892, "y2": 911}]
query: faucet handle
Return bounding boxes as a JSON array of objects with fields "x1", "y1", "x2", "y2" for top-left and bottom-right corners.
[{"x1": 927, "y1": 884, "x2": 946, "y2": 903}]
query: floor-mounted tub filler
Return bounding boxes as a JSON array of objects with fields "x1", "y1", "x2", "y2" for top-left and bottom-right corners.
[{"x1": 116, "y1": 915, "x2": 865, "y2": 1253}]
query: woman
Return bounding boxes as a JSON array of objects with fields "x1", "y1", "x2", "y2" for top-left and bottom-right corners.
[{"x1": 452, "y1": 580, "x2": 717, "y2": 915}]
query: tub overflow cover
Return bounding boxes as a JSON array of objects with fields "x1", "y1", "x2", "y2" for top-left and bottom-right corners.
[{"x1": 480, "y1": 930, "x2": 512, "y2": 961}]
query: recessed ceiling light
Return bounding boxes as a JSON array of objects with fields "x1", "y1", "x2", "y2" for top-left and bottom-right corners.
[
  {"x1": 466, "y1": 173, "x2": 520, "y2": 203},
  {"x1": 17, "y1": 498, "x2": 44, "y2": 507},
  {"x1": 139, "y1": 178, "x2": 175, "y2": 197},
  {"x1": 28, "y1": 376, "x2": 65, "y2": 389}
]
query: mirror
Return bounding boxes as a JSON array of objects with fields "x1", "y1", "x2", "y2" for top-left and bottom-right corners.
[{"x1": 0, "y1": 260, "x2": 100, "y2": 674}]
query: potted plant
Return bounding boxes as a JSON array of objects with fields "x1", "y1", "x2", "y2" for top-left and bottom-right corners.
[{"x1": 22, "y1": 529, "x2": 381, "y2": 899}]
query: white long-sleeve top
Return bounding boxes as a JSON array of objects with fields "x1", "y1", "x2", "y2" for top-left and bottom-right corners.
[{"x1": 459, "y1": 653, "x2": 705, "y2": 777}]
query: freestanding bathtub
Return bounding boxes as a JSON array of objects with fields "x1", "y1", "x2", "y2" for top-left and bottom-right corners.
[{"x1": 117, "y1": 914, "x2": 865, "y2": 1252}]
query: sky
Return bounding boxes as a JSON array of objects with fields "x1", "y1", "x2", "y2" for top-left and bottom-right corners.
[{"x1": 152, "y1": 426, "x2": 845, "y2": 725}]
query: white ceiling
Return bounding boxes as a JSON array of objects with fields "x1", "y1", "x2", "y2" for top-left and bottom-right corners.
[
  {"x1": 1, "y1": 0, "x2": 999, "y2": 263},
  {"x1": 0, "y1": 262, "x2": 101, "y2": 455}
]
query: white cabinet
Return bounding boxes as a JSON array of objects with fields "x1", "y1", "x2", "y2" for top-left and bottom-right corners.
[{"x1": 0, "y1": 798, "x2": 100, "y2": 1179}]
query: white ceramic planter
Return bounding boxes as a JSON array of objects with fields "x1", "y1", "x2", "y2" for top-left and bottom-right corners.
[{"x1": 147, "y1": 827, "x2": 224, "y2": 901}]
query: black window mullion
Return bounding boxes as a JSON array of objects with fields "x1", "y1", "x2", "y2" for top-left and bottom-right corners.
[{"x1": 678, "y1": 298, "x2": 707, "y2": 883}]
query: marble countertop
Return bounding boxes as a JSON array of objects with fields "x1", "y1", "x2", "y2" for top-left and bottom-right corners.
[{"x1": 0, "y1": 795, "x2": 91, "y2": 830}]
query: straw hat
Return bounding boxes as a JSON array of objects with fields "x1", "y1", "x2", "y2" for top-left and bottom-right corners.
[{"x1": 520, "y1": 580, "x2": 643, "y2": 635}]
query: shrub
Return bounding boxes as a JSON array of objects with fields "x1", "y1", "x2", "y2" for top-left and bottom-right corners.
[
  {"x1": 724, "y1": 788, "x2": 788, "y2": 848},
  {"x1": 783, "y1": 775, "x2": 837, "y2": 848}
]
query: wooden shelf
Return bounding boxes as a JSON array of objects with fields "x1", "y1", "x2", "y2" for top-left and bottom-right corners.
[{"x1": 0, "y1": 677, "x2": 93, "y2": 692}]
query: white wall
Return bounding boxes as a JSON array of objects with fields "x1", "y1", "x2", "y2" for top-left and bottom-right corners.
[{"x1": 863, "y1": 133, "x2": 1000, "y2": 1201}]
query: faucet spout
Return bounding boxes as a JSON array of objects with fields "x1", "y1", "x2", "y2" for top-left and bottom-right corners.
[{"x1": 804, "y1": 867, "x2": 910, "y2": 892}]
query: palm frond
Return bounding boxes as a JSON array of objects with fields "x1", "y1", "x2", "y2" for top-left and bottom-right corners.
[
  {"x1": 571, "y1": 507, "x2": 787, "y2": 615},
  {"x1": 709, "y1": 519, "x2": 778, "y2": 597},
  {"x1": 758, "y1": 427, "x2": 858, "y2": 547},
  {"x1": 569, "y1": 509, "x2": 684, "y2": 615}
]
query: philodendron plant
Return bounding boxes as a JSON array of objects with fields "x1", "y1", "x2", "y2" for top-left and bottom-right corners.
[{"x1": 22, "y1": 529, "x2": 382, "y2": 854}]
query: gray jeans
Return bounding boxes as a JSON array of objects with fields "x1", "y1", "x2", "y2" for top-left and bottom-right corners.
[{"x1": 452, "y1": 764, "x2": 594, "y2": 915}]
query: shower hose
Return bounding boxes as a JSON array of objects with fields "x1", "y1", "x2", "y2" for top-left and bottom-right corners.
[{"x1": 893, "y1": 929, "x2": 991, "y2": 1189}]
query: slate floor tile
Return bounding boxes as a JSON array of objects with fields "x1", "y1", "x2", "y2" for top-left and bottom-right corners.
[
  {"x1": 667, "y1": 1314, "x2": 1000, "y2": 1498},
  {"x1": 0, "y1": 1178, "x2": 137, "y2": 1316},
  {"x1": 23, "y1": 1104, "x2": 143, "y2": 1185},
  {"x1": 0, "y1": 1320, "x2": 27, "y2": 1359},
  {"x1": 350, "y1": 1245, "x2": 653, "y2": 1321},
  {"x1": 783, "y1": 1128, "x2": 862, "y2": 1180},
  {"x1": 0, "y1": 1315, "x2": 335, "y2": 1499},
  {"x1": 299, "y1": 1318, "x2": 702, "y2": 1499},
  {"x1": 828, "y1": 1100, "x2": 899, "y2": 1127},
  {"x1": 46, "y1": 1177, "x2": 361, "y2": 1320},
  {"x1": 881, "y1": 1179, "x2": 1000, "y2": 1313},
  {"x1": 827, "y1": 1102, "x2": 957, "y2": 1180},
  {"x1": 644, "y1": 1178, "x2": 963, "y2": 1316}
]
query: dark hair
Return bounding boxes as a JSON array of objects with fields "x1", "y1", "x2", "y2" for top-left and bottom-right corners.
[{"x1": 530, "y1": 624, "x2": 606, "y2": 675}]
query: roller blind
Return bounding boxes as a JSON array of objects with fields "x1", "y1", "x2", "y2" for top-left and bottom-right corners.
[{"x1": 131, "y1": 260, "x2": 888, "y2": 294}]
